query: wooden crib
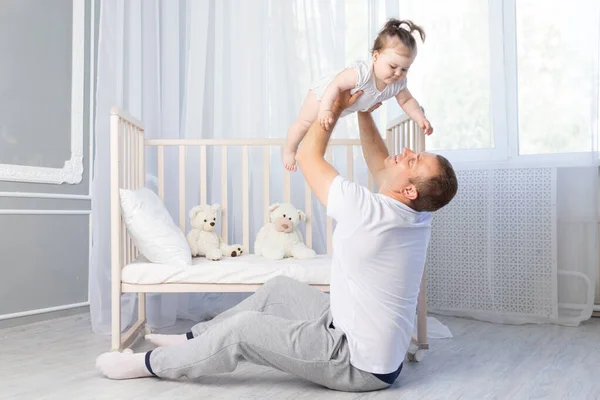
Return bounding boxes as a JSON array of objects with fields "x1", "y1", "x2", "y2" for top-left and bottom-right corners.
[{"x1": 109, "y1": 107, "x2": 429, "y2": 361}]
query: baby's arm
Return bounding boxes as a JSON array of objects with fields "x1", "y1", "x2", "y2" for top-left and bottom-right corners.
[
  {"x1": 318, "y1": 68, "x2": 358, "y2": 130},
  {"x1": 396, "y1": 89, "x2": 433, "y2": 135}
]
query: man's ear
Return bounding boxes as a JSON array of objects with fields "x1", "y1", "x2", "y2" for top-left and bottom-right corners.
[
  {"x1": 372, "y1": 50, "x2": 379, "y2": 62},
  {"x1": 403, "y1": 184, "x2": 418, "y2": 201}
]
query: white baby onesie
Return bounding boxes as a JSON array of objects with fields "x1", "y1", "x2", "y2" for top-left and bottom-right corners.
[{"x1": 310, "y1": 60, "x2": 407, "y2": 118}]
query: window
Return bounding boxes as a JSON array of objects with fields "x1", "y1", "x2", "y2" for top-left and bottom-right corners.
[
  {"x1": 516, "y1": 0, "x2": 599, "y2": 155},
  {"x1": 397, "y1": 0, "x2": 493, "y2": 152},
  {"x1": 392, "y1": 0, "x2": 600, "y2": 163}
]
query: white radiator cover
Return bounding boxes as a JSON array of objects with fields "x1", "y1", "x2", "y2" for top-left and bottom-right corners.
[{"x1": 426, "y1": 168, "x2": 558, "y2": 320}]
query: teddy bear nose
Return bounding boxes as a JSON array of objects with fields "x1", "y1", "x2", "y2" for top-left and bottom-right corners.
[
  {"x1": 282, "y1": 222, "x2": 290, "y2": 229},
  {"x1": 210, "y1": 222, "x2": 215, "y2": 226}
]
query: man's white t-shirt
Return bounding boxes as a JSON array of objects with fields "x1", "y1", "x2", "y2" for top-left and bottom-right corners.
[{"x1": 327, "y1": 175, "x2": 432, "y2": 374}]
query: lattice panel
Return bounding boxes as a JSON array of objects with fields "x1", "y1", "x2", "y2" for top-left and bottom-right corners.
[{"x1": 427, "y1": 168, "x2": 557, "y2": 319}]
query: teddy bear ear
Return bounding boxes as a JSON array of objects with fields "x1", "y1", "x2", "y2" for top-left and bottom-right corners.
[
  {"x1": 211, "y1": 204, "x2": 221, "y2": 212},
  {"x1": 189, "y1": 205, "x2": 204, "y2": 220},
  {"x1": 269, "y1": 203, "x2": 280, "y2": 212},
  {"x1": 297, "y1": 210, "x2": 306, "y2": 221}
]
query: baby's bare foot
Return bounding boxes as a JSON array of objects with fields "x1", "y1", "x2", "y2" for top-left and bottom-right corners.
[{"x1": 282, "y1": 148, "x2": 297, "y2": 171}]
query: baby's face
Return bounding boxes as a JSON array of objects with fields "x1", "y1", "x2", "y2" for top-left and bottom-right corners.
[{"x1": 373, "y1": 45, "x2": 416, "y2": 84}]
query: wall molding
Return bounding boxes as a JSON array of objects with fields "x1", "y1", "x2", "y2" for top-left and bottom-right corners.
[
  {"x1": 0, "y1": 209, "x2": 91, "y2": 215},
  {"x1": 0, "y1": 192, "x2": 91, "y2": 200},
  {"x1": 0, "y1": 301, "x2": 89, "y2": 321},
  {"x1": 0, "y1": 0, "x2": 85, "y2": 185}
]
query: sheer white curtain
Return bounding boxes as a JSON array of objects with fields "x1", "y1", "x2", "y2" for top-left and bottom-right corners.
[
  {"x1": 91, "y1": 0, "x2": 597, "y2": 334},
  {"x1": 90, "y1": 0, "x2": 382, "y2": 334}
]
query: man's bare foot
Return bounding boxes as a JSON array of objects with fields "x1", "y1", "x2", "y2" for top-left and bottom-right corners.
[{"x1": 282, "y1": 148, "x2": 297, "y2": 171}]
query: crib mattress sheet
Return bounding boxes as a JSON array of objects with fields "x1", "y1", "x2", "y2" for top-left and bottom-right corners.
[{"x1": 121, "y1": 254, "x2": 332, "y2": 285}]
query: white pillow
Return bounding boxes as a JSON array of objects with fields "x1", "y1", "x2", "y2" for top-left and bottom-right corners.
[{"x1": 119, "y1": 187, "x2": 192, "y2": 266}]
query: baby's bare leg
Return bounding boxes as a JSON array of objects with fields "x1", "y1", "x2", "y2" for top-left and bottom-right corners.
[{"x1": 282, "y1": 91, "x2": 319, "y2": 171}]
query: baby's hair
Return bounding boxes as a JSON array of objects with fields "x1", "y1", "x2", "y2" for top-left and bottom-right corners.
[{"x1": 372, "y1": 19, "x2": 425, "y2": 55}]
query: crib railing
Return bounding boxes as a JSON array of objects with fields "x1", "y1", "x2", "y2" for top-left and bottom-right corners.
[
  {"x1": 110, "y1": 109, "x2": 423, "y2": 261},
  {"x1": 111, "y1": 109, "x2": 422, "y2": 261}
]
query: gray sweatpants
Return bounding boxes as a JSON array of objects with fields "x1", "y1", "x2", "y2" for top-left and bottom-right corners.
[{"x1": 148, "y1": 275, "x2": 390, "y2": 392}]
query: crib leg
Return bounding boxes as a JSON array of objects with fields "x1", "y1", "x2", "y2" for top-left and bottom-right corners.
[
  {"x1": 139, "y1": 293, "x2": 152, "y2": 336},
  {"x1": 138, "y1": 292, "x2": 146, "y2": 321},
  {"x1": 111, "y1": 287, "x2": 122, "y2": 352},
  {"x1": 417, "y1": 266, "x2": 429, "y2": 350},
  {"x1": 111, "y1": 292, "x2": 148, "y2": 352},
  {"x1": 408, "y1": 266, "x2": 429, "y2": 363}
]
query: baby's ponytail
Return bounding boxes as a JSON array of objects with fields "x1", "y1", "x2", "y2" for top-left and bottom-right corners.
[{"x1": 372, "y1": 18, "x2": 425, "y2": 54}]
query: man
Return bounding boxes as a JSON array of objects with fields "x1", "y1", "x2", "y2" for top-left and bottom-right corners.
[{"x1": 96, "y1": 90, "x2": 458, "y2": 392}]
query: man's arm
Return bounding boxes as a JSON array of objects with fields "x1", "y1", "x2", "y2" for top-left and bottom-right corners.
[
  {"x1": 357, "y1": 110, "x2": 389, "y2": 188},
  {"x1": 296, "y1": 90, "x2": 362, "y2": 206}
]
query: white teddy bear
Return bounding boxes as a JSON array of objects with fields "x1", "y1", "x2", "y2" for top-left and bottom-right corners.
[
  {"x1": 254, "y1": 202, "x2": 316, "y2": 260},
  {"x1": 186, "y1": 204, "x2": 243, "y2": 261}
]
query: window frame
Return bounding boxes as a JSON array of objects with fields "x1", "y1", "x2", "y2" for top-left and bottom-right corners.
[{"x1": 386, "y1": 0, "x2": 599, "y2": 167}]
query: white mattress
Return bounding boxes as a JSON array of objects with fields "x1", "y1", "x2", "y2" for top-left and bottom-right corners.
[{"x1": 122, "y1": 254, "x2": 332, "y2": 285}]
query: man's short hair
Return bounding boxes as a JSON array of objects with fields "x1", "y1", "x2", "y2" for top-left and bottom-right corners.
[{"x1": 410, "y1": 155, "x2": 458, "y2": 212}]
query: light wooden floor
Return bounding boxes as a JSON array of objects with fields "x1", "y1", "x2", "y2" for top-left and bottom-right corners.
[{"x1": 1, "y1": 313, "x2": 599, "y2": 400}]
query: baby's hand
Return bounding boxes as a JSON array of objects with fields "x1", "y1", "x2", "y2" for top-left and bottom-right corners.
[
  {"x1": 419, "y1": 118, "x2": 433, "y2": 135},
  {"x1": 318, "y1": 110, "x2": 335, "y2": 131}
]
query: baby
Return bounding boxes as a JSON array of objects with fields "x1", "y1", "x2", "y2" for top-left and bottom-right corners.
[{"x1": 282, "y1": 19, "x2": 433, "y2": 171}]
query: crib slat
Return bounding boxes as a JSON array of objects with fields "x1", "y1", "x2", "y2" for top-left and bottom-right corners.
[
  {"x1": 133, "y1": 124, "x2": 138, "y2": 189},
  {"x1": 139, "y1": 128, "x2": 145, "y2": 189},
  {"x1": 346, "y1": 146, "x2": 353, "y2": 181},
  {"x1": 118, "y1": 121, "x2": 125, "y2": 267},
  {"x1": 221, "y1": 147, "x2": 228, "y2": 241},
  {"x1": 326, "y1": 147, "x2": 333, "y2": 255},
  {"x1": 397, "y1": 122, "x2": 401, "y2": 151},
  {"x1": 179, "y1": 146, "x2": 186, "y2": 232},
  {"x1": 418, "y1": 121, "x2": 425, "y2": 152},
  {"x1": 386, "y1": 131, "x2": 394, "y2": 164},
  {"x1": 263, "y1": 147, "x2": 270, "y2": 226},
  {"x1": 305, "y1": 180, "x2": 312, "y2": 248},
  {"x1": 126, "y1": 123, "x2": 131, "y2": 190},
  {"x1": 126, "y1": 123, "x2": 133, "y2": 262},
  {"x1": 129, "y1": 123, "x2": 134, "y2": 190},
  {"x1": 284, "y1": 170, "x2": 291, "y2": 203},
  {"x1": 158, "y1": 146, "x2": 165, "y2": 201},
  {"x1": 242, "y1": 146, "x2": 250, "y2": 252},
  {"x1": 399, "y1": 124, "x2": 404, "y2": 153},
  {"x1": 128, "y1": 125, "x2": 133, "y2": 260},
  {"x1": 122, "y1": 122, "x2": 127, "y2": 190},
  {"x1": 200, "y1": 145, "x2": 207, "y2": 205},
  {"x1": 398, "y1": 121, "x2": 402, "y2": 150},
  {"x1": 118, "y1": 123, "x2": 123, "y2": 190},
  {"x1": 407, "y1": 121, "x2": 412, "y2": 151},
  {"x1": 130, "y1": 124, "x2": 141, "y2": 260}
]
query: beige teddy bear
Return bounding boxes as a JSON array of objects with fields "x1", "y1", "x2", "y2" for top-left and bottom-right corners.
[
  {"x1": 186, "y1": 204, "x2": 243, "y2": 261},
  {"x1": 254, "y1": 202, "x2": 316, "y2": 260}
]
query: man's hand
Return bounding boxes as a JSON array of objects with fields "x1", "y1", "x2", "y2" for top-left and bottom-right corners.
[
  {"x1": 364, "y1": 102, "x2": 382, "y2": 113},
  {"x1": 332, "y1": 90, "x2": 364, "y2": 116}
]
